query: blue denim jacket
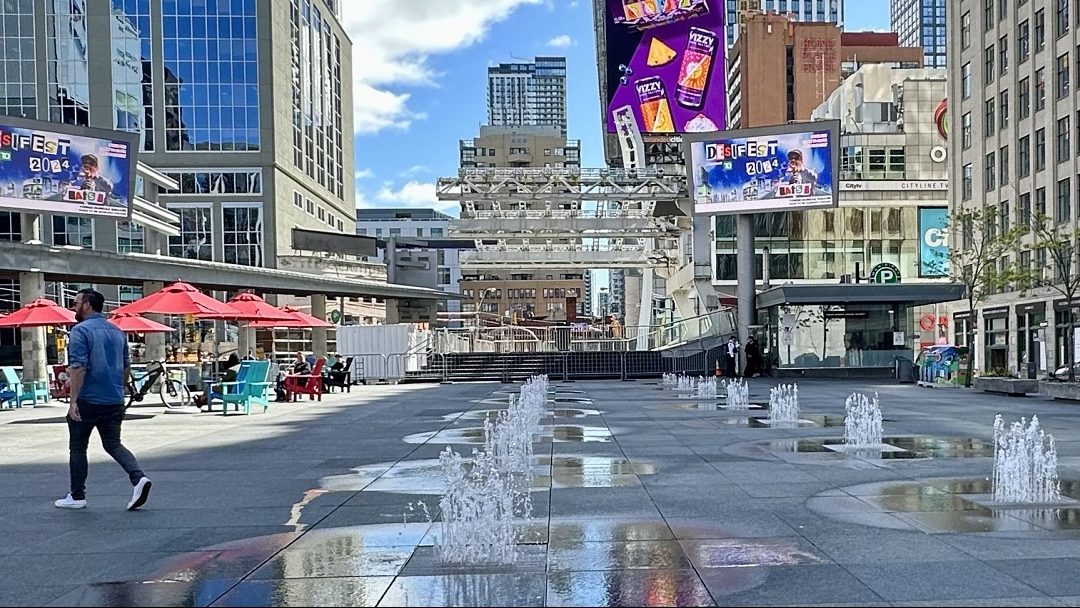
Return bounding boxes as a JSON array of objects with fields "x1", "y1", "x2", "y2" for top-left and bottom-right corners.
[{"x1": 68, "y1": 312, "x2": 129, "y2": 405}]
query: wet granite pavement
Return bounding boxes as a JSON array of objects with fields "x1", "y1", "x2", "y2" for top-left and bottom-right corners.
[{"x1": 4, "y1": 379, "x2": 1080, "y2": 606}]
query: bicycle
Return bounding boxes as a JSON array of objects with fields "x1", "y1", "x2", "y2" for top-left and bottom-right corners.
[{"x1": 127, "y1": 361, "x2": 192, "y2": 409}]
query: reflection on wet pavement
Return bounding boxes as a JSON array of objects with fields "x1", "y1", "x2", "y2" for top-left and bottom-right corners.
[
  {"x1": 378, "y1": 573, "x2": 546, "y2": 607},
  {"x1": 809, "y1": 477, "x2": 1080, "y2": 534},
  {"x1": 760, "y1": 436, "x2": 994, "y2": 459},
  {"x1": 652, "y1": 402, "x2": 766, "y2": 411},
  {"x1": 212, "y1": 576, "x2": 394, "y2": 607},
  {"x1": 443, "y1": 408, "x2": 601, "y2": 421},
  {"x1": 681, "y1": 538, "x2": 825, "y2": 568},
  {"x1": 403, "y1": 425, "x2": 614, "y2": 444},
  {"x1": 547, "y1": 569, "x2": 716, "y2": 607}
]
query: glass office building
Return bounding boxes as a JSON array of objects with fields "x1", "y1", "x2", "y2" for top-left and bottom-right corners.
[{"x1": 892, "y1": 0, "x2": 948, "y2": 68}]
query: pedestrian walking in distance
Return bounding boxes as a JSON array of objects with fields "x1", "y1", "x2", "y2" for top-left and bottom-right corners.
[{"x1": 55, "y1": 288, "x2": 151, "y2": 511}]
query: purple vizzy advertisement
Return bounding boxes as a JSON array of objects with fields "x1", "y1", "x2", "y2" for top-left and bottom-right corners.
[{"x1": 605, "y1": 0, "x2": 726, "y2": 136}]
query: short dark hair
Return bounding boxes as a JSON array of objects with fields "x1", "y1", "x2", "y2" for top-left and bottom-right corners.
[
  {"x1": 787, "y1": 149, "x2": 803, "y2": 161},
  {"x1": 81, "y1": 154, "x2": 99, "y2": 168},
  {"x1": 76, "y1": 288, "x2": 105, "y2": 313}
]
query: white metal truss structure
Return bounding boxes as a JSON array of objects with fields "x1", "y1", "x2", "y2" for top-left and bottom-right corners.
[{"x1": 439, "y1": 167, "x2": 687, "y2": 270}]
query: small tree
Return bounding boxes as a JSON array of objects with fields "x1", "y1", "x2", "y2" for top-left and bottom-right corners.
[
  {"x1": 1028, "y1": 214, "x2": 1080, "y2": 381},
  {"x1": 946, "y1": 208, "x2": 1029, "y2": 387}
]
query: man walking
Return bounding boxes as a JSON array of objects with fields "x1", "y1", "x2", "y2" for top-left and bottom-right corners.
[{"x1": 55, "y1": 288, "x2": 151, "y2": 510}]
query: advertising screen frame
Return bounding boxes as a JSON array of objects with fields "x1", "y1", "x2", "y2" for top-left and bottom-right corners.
[
  {"x1": 0, "y1": 115, "x2": 139, "y2": 220},
  {"x1": 684, "y1": 120, "x2": 841, "y2": 216},
  {"x1": 603, "y1": 0, "x2": 727, "y2": 137},
  {"x1": 918, "y1": 206, "x2": 950, "y2": 278}
]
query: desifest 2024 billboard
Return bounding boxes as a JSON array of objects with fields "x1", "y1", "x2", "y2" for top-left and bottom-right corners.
[
  {"x1": 685, "y1": 121, "x2": 841, "y2": 215},
  {"x1": 0, "y1": 116, "x2": 138, "y2": 219},
  {"x1": 604, "y1": 0, "x2": 726, "y2": 138}
]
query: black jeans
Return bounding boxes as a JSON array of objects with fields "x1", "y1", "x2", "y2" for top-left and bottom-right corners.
[{"x1": 67, "y1": 403, "x2": 144, "y2": 500}]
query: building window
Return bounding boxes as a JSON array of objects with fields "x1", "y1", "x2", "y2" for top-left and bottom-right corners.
[
  {"x1": 1056, "y1": 0, "x2": 1070, "y2": 38},
  {"x1": 984, "y1": 0, "x2": 994, "y2": 32},
  {"x1": 962, "y1": 113, "x2": 972, "y2": 149},
  {"x1": 1019, "y1": 77, "x2": 1031, "y2": 118},
  {"x1": 1036, "y1": 128, "x2": 1047, "y2": 171},
  {"x1": 1036, "y1": 68, "x2": 1047, "y2": 111},
  {"x1": 222, "y1": 205, "x2": 263, "y2": 266},
  {"x1": 984, "y1": 45, "x2": 996, "y2": 84},
  {"x1": 1020, "y1": 192, "x2": 1032, "y2": 225},
  {"x1": 162, "y1": 0, "x2": 261, "y2": 151},
  {"x1": 293, "y1": 192, "x2": 303, "y2": 209},
  {"x1": 1000, "y1": 202, "x2": 1010, "y2": 232},
  {"x1": 45, "y1": 2, "x2": 89, "y2": 125},
  {"x1": 169, "y1": 206, "x2": 213, "y2": 261},
  {"x1": 1018, "y1": 20, "x2": 1030, "y2": 63},
  {"x1": 1019, "y1": 134, "x2": 1031, "y2": 177},
  {"x1": 1058, "y1": 116, "x2": 1072, "y2": 162},
  {"x1": 305, "y1": 198, "x2": 314, "y2": 215},
  {"x1": 1057, "y1": 53, "x2": 1071, "y2": 98},
  {"x1": 1000, "y1": 146, "x2": 1010, "y2": 185},
  {"x1": 431, "y1": 227, "x2": 444, "y2": 237},
  {"x1": 962, "y1": 63, "x2": 972, "y2": 98},
  {"x1": 0, "y1": 212, "x2": 20, "y2": 241},
  {"x1": 1057, "y1": 177, "x2": 1072, "y2": 222},
  {"x1": 161, "y1": 170, "x2": 263, "y2": 195},
  {"x1": 52, "y1": 216, "x2": 93, "y2": 248},
  {"x1": 111, "y1": 0, "x2": 154, "y2": 151},
  {"x1": 962, "y1": 12, "x2": 971, "y2": 49},
  {"x1": 1036, "y1": 186, "x2": 1047, "y2": 216},
  {"x1": 437, "y1": 268, "x2": 450, "y2": 286},
  {"x1": 986, "y1": 151, "x2": 997, "y2": 191},
  {"x1": 999, "y1": 36, "x2": 1009, "y2": 75},
  {"x1": 984, "y1": 99, "x2": 996, "y2": 135},
  {"x1": 116, "y1": 221, "x2": 144, "y2": 254},
  {"x1": 0, "y1": 0, "x2": 36, "y2": 120},
  {"x1": 1036, "y1": 9, "x2": 1046, "y2": 51},
  {"x1": 962, "y1": 164, "x2": 973, "y2": 200},
  {"x1": 999, "y1": 90, "x2": 1009, "y2": 129},
  {"x1": 118, "y1": 285, "x2": 143, "y2": 304}
]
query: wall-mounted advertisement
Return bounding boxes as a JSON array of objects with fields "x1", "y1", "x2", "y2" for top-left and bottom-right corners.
[
  {"x1": 604, "y1": 0, "x2": 726, "y2": 138},
  {"x1": 0, "y1": 117, "x2": 138, "y2": 219},
  {"x1": 918, "y1": 207, "x2": 950, "y2": 277},
  {"x1": 685, "y1": 121, "x2": 840, "y2": 215}
]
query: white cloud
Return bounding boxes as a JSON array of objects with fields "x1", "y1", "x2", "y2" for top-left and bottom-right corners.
[
  {"x1": 547, "y1": 34, "x2": 574, "y2": 48},
  {"x1": 375, "y1": 181, "x2": 458, "y2": 213},
  {"x1": 399, "y1": 165, "x2": 430, "y2": 178},
  {"x1": 341, "y1": 1, "x2": 542, "y2": 135},
  {"x1": 354, "y1": 168, "x2": 374, "y2": 180}
]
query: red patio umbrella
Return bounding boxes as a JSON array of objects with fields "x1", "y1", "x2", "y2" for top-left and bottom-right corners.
[
  {"x1": 113, "y1": 281, "x2": 242, "y2": 317},
  {"x1": 247, "y1": 306, "x2": 334, "y2": 329},
  {"x1": 109, "y1": 312, "x2": 175, "y2": 334},
  {"x1": 0, "y1": 298, "x2": 75, "y2": 328},
  {"x1": 198, "y1": 292, "x2": 295, "y2": 322}
]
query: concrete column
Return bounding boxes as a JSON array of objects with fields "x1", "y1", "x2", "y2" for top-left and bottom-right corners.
[
  {"x1": 20, "y1": 212, "x2": 40, "y2": 243},
  {"x1": 19, "y1": 271, "x2": 47, "y2": 383},
  {"x1": 311, "y1": 294, "x2": 328, "y2": 357},
  {"x1": 237, "y1": 322, "x2": 251, "y2": 358},
  {"x1": 142, "y1": 281, "x2": 167, "y2": 363},
  {"x1": 385, "y1": 299, "x2": 401, "y2": 324},
  {"x1": 736, "y1": 214, "x2": 757, "y2": 375}
]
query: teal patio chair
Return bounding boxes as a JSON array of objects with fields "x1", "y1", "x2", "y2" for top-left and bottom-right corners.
[
  {"x1": 1, "y1": 367, "x2": 49, "y2": 408},
  {"x1": 220, "y1": 360, "x2": 272, "y2": 415}
]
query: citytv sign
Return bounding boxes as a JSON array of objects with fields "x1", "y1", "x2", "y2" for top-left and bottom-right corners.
[
  {"x1": 839, "y1": 181, "x2": 948, "y2": 192},
  {"x1": 918, "y1": 207, "x2": 949, "y2": 278}
]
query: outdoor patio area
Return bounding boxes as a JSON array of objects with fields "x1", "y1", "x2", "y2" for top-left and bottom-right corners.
[{"x1": 3, "y1": 378, "x2": 1080, "y2": 606}]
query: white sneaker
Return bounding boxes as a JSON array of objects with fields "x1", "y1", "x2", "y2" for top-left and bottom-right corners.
[
  {"x1": 127, "y1": 477, "x2": 152, "y2": 511},
  {"x1": 55, "y1": 494, "x2": 87, "y2": 509}
]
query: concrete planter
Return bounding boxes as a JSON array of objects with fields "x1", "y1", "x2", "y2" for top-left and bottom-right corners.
[
  {"x1": 973, "y1": 377, "x2": 1039, "y2": 396},
  {"x1": 1040, "y1": 381, "x2": 1080, "y2": 401}
]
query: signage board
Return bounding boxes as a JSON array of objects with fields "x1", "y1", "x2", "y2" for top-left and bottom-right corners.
[
  {"x1": 870, "y1": 262, "x2": 902, "y2": 284},
  {"x1": 839, "y1": 180, "x2": 948, "y2": 191},
  {"x1": 685, "y1": 120, "x2": 840, "y2": 215},
  {"x1": 918, "y1": 207, "x2": 949, "y2": 277},
  {"x1": 604, "y1": 0, "x2": 726, "y2": 135},
  {"x1": 0, "y1": 116, "x2": 138, "y2": 219}
]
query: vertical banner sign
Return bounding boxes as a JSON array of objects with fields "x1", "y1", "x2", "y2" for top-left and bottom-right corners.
[{"x1": 918, "y1": 207, "x2": 949, "y2": 277}]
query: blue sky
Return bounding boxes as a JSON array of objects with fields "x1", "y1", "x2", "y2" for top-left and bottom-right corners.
[{"x1": 343, "y1": 0, "x2": 891, "y2": 215}]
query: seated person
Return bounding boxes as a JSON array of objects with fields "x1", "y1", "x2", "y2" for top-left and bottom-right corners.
[
  {"x1": 276, "y1": 352, "x2": 310, "y2": 401},
  {"x1": 195, "y1": 353, "x2": 241, "y2": 410}
]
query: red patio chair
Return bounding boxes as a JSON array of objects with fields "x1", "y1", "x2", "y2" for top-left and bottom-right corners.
[
  {"x1": 284, "y1": 357, "x2": 325, "y2": 402},
  {"x1": 51, "y1": 365, "x2": 70, "y2": 401}
]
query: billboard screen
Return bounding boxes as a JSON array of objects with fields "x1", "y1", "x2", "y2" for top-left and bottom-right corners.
[
  {"x1": 919, "y1": 207, "x2": 950, "y2": 277},
  {"x1": 0, "y1": 117, "x2": 138, "y2": 219},
  {"x1": 684, "y1": 121, "x2": 841, "y2": 215},
  {"x1": 604, "y1": 0, "x2": 726, "y2": 137}
]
